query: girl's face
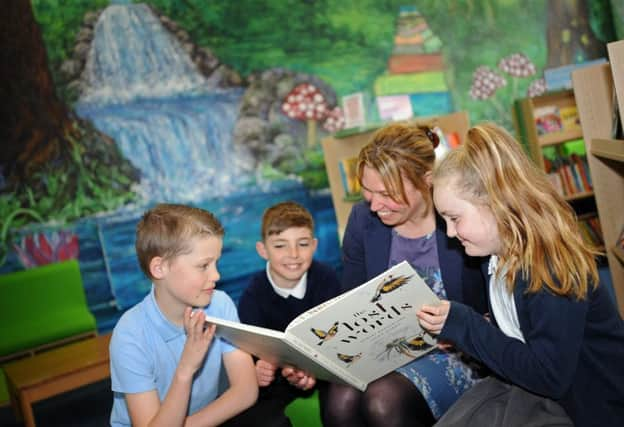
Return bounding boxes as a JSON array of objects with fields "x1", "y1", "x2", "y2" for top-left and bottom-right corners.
[
  {"x1": 433, "y1": 180, "x2": 502, "y2": 257},
  {"x1": 360, "y1": 165, "x2": 429, "y2": 227}
]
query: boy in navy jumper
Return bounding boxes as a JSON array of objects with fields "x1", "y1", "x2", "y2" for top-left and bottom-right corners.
[{"x1": 224, "y1": 201, "x2": 341, "y2": 427}]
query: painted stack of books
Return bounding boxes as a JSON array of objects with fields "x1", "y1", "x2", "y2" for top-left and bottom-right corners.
[
  {"x1": 543, "y1": 151, "x2": 592, "y2": 198},
  {"x1": 374, "y1": 6, "x2": 452, "y2": 121}
]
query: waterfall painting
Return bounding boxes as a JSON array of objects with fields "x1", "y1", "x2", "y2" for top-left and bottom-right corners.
[{"x1": 2, "y1": 0, "x2": 619, "y2": 330}]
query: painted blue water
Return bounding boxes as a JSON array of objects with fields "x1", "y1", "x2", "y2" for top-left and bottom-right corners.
[{"x1": 49, "y1": 3, "x2": 344, "y2": 330}]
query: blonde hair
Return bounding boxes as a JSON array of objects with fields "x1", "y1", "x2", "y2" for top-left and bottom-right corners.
[
  {"x1": 261, "y1": 201, "x2": 314, "y2": 240},
  {"x1": 136, "y1": 203, "x2": 224, "y2": 280},
  {"x1": 433, "y1": 122, "x2": 599, "y2": 298},
  {"x1": 357, "y1": 122, "x2": 436, "y2": 214}
]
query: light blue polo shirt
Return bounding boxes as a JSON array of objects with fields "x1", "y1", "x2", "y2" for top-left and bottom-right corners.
[{"x1": 109, "y1": 286, "x2": 238, "y2": 426}]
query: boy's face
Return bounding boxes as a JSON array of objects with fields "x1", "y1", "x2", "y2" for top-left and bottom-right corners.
[
  {"x1": 433, "y1": 180, "x2": 501, "y2": 257},
  {"x1": 256, "y1": 226, "x2": 317, "y2": 289},
  {"x1": 152, "y1": 235, "x2": 223, "y2": 316}
]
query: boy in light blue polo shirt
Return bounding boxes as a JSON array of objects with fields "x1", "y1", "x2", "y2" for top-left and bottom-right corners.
[{"x1": 110, "y1": 204, "x2": 258, "y2": 426}]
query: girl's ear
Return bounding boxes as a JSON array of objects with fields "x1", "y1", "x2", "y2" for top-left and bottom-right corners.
[
  {"x1": 256, "y1": 241, "x2": 269, "y2": 260},
  {"x1": 149, "y1": 256, "x2": 167, "y2": 279}
]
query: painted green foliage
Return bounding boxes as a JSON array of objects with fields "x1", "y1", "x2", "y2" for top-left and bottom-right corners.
[{"x1": 33, "y1": 0, "x2": 619, "y2": 127}]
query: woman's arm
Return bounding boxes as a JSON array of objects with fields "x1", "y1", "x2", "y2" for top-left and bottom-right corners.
[{"x1": 341, "y1": 203, "x2": 368, "y2": 290}]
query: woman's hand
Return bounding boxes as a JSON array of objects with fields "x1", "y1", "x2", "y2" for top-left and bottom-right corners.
[
  {"x1": 417, "y1": 300, "x2": 451, "y2": 335},
  {"x1": 255, "y1": 359, "x2": 278, "y2": 387},
  {"x1": 282, "y1": 365, "x2": 316, "y2": 390}
]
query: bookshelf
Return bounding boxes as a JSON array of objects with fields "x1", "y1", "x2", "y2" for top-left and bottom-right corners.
[
  {"x1": 572, "y1": 39, "x2": 624, "y2": 317},
  {"x1": 513, "y1": 89, "x2": 594, "y2": 203},
  {"x1": 321, "y1": 111, "x2": 470, "y2": 241}
]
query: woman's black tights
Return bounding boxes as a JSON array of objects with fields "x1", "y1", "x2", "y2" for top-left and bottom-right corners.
[{"x1": 320, "y1": 372, "x2": 435, "y2": 427}]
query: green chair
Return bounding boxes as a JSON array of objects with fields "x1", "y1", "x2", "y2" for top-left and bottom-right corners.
[
  {"x1": 0, "y1": 260, "x2": 97, "y2": 405},
  {"x1": 285, "y1": 389, "x2": 322, "y2": 427}
]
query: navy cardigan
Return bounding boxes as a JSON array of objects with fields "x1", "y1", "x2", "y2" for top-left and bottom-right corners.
[
  {"x1": 341, "y1": 201, "x2": 487, "y2": 314},
  {"x1": 441, "y1": 262, "x2": 624, "y2": 426},
  {"x1": 238, "y1": 260, "x2": 342, "y2": 332}
]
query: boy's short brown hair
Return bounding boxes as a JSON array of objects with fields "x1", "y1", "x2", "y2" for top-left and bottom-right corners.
[
  {"x1": 136, "y1": 203, "x2": 224, "y2": 280},
  {"x1": 261, "y1": 201, "x2": 314, "y2": 240}
]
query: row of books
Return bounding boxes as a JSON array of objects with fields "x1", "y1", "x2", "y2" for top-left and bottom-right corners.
[
  {"x1": 533, "y1": 104, "x2": 581, "y2": 136},
  {"x1": 578, "y1": 216, "x2": 604, "y2": 247},
  {"x1": 544, "y1": 153, "x2": 592, "y2": 197}
]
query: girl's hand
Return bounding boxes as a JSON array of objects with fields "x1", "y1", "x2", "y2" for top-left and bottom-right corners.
[
  {"x1": 417, "y1": 300, "x2": 451, "y2": 335},
  {"x1": 282, "y1": 365, "x2": 316, "y2": 390},
  {"x1": 255, "y1": 359, "x2": 278, "y2": 387},
  {"x1": 178, "y1": 307, "x2": 215, "y2": 380}
]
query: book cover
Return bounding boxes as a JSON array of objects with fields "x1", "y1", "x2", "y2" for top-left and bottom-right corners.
[
  {"x1": 342, "y1": 92, "x2": 367, "y2": 129},
  {"x1": 205, "y1": 261, "x2": 439, "y2": 391},
  {"x1": 533, "y1": 105, "x2": 562, "y2": 135},
  {"x1": 338, "y1": 157, "x2": 362, "y2": 201},
  {"x1": 559, "y1": 105, "x2": 581, "y2": 131}
]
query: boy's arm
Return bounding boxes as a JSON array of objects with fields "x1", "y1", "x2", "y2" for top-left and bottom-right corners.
[
  {"x1": 125, "y1": 308, "x2": 216, "y2": 427},
  {"x1": 186, "y1": 348, "x2": 258, "y2": 426}
]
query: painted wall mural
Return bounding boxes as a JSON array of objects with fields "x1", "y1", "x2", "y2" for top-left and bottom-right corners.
[{"x1": 1, "y1": 0, "x2": 620, "y2": 331}]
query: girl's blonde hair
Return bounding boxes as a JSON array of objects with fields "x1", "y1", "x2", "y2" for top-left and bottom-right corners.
[
  {"x1": 433, "y1": 122, "x2": 599, "y2": 298},
  {"x1": 357, "y1": 122, "x2": 437, "y2": 214}
]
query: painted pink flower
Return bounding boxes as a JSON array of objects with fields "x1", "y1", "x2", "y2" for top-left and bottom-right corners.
[
  {"x1": 469, "y1": 66, "x2": 507, "y2": 100},
  {"x1": 527, "y1": 78, "x2": 546, "y2": 98},
  {"x1": 498, "y1": 53, "x2": 536, "y2": 78},
  {"x1": 322, "y1": 106, "x2": 345, "y2": 133},
  {"x1": 13, "y1": 231, "x2": 79, "y2": 268}
]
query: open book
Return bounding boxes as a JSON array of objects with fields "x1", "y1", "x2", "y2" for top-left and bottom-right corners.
[{"x1": 205, "y1": 261, "x2": 439, "y2": 391}]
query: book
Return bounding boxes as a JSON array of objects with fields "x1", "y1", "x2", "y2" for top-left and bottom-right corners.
[
  {"x1": 342, "y1": 92, "x2": 367, "y2": 129},
  {"x1": 205, "y1": 261, "x2": 439, "y2": 391},
  {"x1": 338, "y1": 157, "x2": 362, "y2": 201},
  {"x1": 533, "y1": 105, "x2": 562, "y2": 135}
]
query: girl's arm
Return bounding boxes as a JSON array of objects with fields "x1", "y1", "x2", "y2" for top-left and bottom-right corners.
[
  {"x1": 187, "y1": 348, "x2": 258, "y2": 426},
  {"x1": 431, "y1": 291, "x2": 588, "y2": 399}
]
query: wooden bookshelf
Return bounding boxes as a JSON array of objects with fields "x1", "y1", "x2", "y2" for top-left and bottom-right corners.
[
  {"x1": 321, "y1": 111, "x2": 470, "y2": 241},
  {"x1": 572, "y1": 39, "x2": 624, "y2": 317},
  {"x1": 513, "y1": 90, "x2": 592, "y2": 202}
]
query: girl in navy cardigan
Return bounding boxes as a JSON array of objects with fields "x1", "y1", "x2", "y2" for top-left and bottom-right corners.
[{"x1": 421, "y1": 122, "x2": 624, "y2": 426}]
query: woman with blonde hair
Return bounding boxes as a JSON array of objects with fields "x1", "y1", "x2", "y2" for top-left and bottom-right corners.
[
  {"x1": 315, "y1": 122, "x2": 489, "y2": 427},
  {"x1": 420, "y1": 122, "x2": 624, "y2": 426}
]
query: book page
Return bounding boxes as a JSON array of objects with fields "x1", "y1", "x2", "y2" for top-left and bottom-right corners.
[
  {"x1": 285, "y1": 261, "x2": 439, "y2": 387},
  {"x1": 203, "y1": 315, "x2": 359, "y2": 388}
]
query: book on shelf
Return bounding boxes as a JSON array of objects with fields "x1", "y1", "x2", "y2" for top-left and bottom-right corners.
[
  {"x1": 205, "y1": 261, "x2": 440, "y2": 392},
  {"x1": 559, "y1": 105, "x2": 581, "y2": 132},
  {"x1": 578, "y1": 216, "x2": 604, "y2": 247},
  {"x1": 338, "y1": 157, "x2": 362, "y2": 201},
  {"x1": 544, "y1": 154, "x2": 592, "y2": 197},
  {"x1": 533, "y1": 105, "x2": 562, "y2": 135}
]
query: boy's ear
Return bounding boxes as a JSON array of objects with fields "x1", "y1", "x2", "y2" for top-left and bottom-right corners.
[
  {"x1": 311, "y1": 237, "x2": 318, "y2": 252},
  {"x1": 149, "y1": 256, "x2": 167, "y2": 279},
  {"x1": 256, "y1": 241, "x2": 269, "y2": 260}
]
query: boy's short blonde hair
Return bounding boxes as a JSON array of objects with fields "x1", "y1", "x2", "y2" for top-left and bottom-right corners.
[
  {"x1": 261, "y1": 201, "x2": 314, "y2": 240},
  {"x1": 136, "y1": 203, "x2": 224, "y2": 280}
]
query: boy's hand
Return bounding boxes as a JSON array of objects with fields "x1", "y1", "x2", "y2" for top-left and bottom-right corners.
[
  {"x1": 417, "y1": 300, "x2": 450, "y2": 335},
  {"x1": 282, "y1": 365, "x2": 316, "y2": 390},
  {"x1": 256, "y1": 359, "x2": 278, "y2": 386},
  {"x1": 178, "y1": 307, "x2": 215, "y2": 380}
]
